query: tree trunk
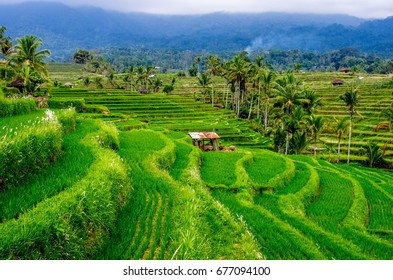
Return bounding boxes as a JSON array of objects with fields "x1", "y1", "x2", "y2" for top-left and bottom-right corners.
[
  {"x1": 347, "y1": 113, "x2": 353, "y2": 165},
  {"x1": 337, "y1": 135, "x2": 341, "y2": 163},
  {"x1": 257, "y1": 83, "x2": 261, "y2": 120},
  {"x1": 211, "y1": 80, "x2": 214, "y2": 107},
  {"x1": 225, "y1": 87, "x2": 229, "y2": 109},
  {"x1": 285, "y1": 133, "x2": 290, "y2": 155},
  {"x1": 248, "y1": 95, "x2": 254, "y2": 120},
  {"x1": 314, "y1": 138, "x2": 317, "y2": 159},
  {"x1": 264, "y1": 94, "x2": 269, "y2": 131}
]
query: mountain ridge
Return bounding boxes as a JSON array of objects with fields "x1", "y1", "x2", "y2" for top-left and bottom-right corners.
[{"x1": 0, "y1": 2, "x2": 392, "y2": 60}]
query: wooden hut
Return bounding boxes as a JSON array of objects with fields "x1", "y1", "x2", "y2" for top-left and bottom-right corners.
[
  {"x1": 339, "y1": 68, "x2": 351, "y2": 73},
  {"x1": 188, "y1": 132, "x2": 220, "y2": 151},
  {"x1": 64, "y1": 82, "x2": 74, "y2": 88},
  {"x1": 7, "y1": 78, "x2": 25, "y2": 93},
  {"x1": 332, "y1": 79, "x2": 344, "y2": 86}
]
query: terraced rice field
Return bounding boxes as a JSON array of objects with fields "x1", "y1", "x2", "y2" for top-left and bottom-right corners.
[{"x1": 1, "y1": 69, "x2": 392, "y2": 260}]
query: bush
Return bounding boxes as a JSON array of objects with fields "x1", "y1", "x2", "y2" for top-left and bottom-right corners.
[
  {"x1": 0, "y1": 110, "x2": 63, "y2": 190},
  {"x1": 0, "y1": 97, "x2": 37, "y2": 117},
  {"x1": 48, "y1": 98, "x2": 86, "y2": 112}
]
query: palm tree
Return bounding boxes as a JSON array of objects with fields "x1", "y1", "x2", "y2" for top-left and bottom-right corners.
[
  {"x1": 303, "y1": 88, "x2": 322, "y2": 115},
  {"x1": 206, "y1": 55, "x2": 221, "y2": 107},
  {"x1": 83, "y1": 76, "x2": 91, "y2": 87},
  {"x1": 361, "y1": 141, "x2": 387, "y2": 168},
  {"x1": 260, "y1": 70, "x2": 277, "y2": 131},
  {"x1": 332, "y1": 117, "x2": 349, "y2": 163},
  {"x1": 339, "y1": 85, "x2": 360, "y2": 164},
  {"x1": 198, "y1": 73, "x2": 211, "y2": 104},
  {"x1": 306, "y1": 115, "x2": 325, "y2": 158},
  {"x1": 276, "y1": 73, "x2": 304, "y2": 115},
  {"x1": 227, "y1": 55, "x2": 252, "y2": 117},
  {"x1": 12, "y1": 35, "x2": 50, "y2": 76},
  {"x1": 94, "y1": 76, "x2": 104, "y2": 89},
  {"x1": 283, "y1": 106, "x2": 305, "y2": 155},
  {"x1": 253, "y1": 56, "x2": 266, "y2": 121}
]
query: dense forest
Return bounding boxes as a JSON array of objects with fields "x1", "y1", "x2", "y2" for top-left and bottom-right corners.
[
  {"x1": 98, "y1": 47, "x2": 393, "y2": 74},
  {"x1": 1, "y1": 2, "x2": 393, "y2": 61}
]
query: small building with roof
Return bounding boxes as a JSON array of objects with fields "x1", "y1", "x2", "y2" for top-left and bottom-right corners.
[
  {"x1": 188, "y1": 132, "x2": 220, "y2": 151},
  {"x1": 7, "y1": 78, "x2": 25, "y2": 93},
  {"x1": 332, "y1": 79, "x2": 344, "y2": 86},
  {"x1": 339, "y1": 68, "x2": 351, "y2": 73}
]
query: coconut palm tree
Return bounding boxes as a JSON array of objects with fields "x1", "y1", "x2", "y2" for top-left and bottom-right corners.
[
  {"x1": 206, "y1": 55, "x2": 221, "y2": 107},
  {"x1": 227, "y1": 55, "x2": 252, "y2": 117},
  {"x1": 306, "y1": 115, "x2": 325, "y2": 158},
  {"x1": 253, "y1": 56, "x2": 265, "y2": 120},
  {"x1": 332, "y1": 117, "x2": 349, "y2": 163},
  {"x1": 303, "y1": 88, "x2": 322, "y2": 115},
  {"x1": 198, "y1": 73, "x2": 211, "y2": 104},
  {"x1": 260, "y1": 70, "x2": 278, "y2": 131},
  {"x1": 339, "y1": 85, "x2": 360, "y2": 164},
  {"x1": 283, "y1": 106, "x2": 305, "y2": 154},
  {"x1": 12, "y1": 35, "x2": 50, "y2": 76},
  {"x1": 361, "y1": 141, "x2": 387, "y2": 168},
  {"x1": 276, "y1": 73, "x2": 304, "y2": 115}
]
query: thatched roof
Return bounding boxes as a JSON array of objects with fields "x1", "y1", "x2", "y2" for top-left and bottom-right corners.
[
  {"x1": 332, "y1": 79, "x2": 344, "y2": 86},
  {"x1": 188, "y1": 132, "x2": 220, "y2": 139},
  {"x1": 339, "y1": 68, "x2": 351, "y2": 73},
  {"x1": 7, "y1": 78, "x2": 24, "y2": 88}
]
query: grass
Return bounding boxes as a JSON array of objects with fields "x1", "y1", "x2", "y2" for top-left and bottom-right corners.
[
  {"x1": 0, "y1": 119, "x2": 130, "y2": 259},
  {"x1": 0, "y1": 119, "x2": 95, "y2": 222},
  {"x1": 201, "y1": 152, "x2": 244, "y2": 188},
  {"x1": 306, "y1": 170, "x2": 354, "y2": 232}
]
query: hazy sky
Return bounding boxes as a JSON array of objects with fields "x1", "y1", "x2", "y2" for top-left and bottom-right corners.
[{"x1": 1, "y1": 0, "x2": 392, "y2": 18}]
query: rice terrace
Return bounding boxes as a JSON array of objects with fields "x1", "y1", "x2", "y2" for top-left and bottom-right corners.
[{"x1": 1, "y1": 14, "x2": 393, "y2": 261}]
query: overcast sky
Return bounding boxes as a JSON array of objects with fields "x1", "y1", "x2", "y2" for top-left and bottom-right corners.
[{"x1": 1, "y1": 0, "x2": 392, "y2": 18}]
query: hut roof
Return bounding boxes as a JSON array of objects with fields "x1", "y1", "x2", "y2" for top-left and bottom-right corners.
[
  {"x1": 64, "y1": 82, "x2": 74, "y2": 87},
  {"x1": 188, "y1": 132, "x2": 220, "y2": 140},
  {"x1": 7, "y1": 78, "x2": 24, "y2": 88},
  {"x1": 332, "y1": 79, "x2": 344, "y2": 85},
  {"x1": 339, "y1": 68, "x2": 351, "y2": 73}
]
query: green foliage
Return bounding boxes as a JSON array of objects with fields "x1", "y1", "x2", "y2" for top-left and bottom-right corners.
[
  {"x1": 0, "y1": 110, "x2": 63, "y2": 190},
  {"x1": 48, "y1": 98, "x2": 86, "y2": 112},
  {"x1": 201, "y1": 152, "x2": 244, "y2": 188},
  {"x1": 85, "y1": 104, "x2": 110, "y2": 114},
  {"x1": 0, "y1": 124, "x2": 129, "y2": 259},
  {"x1": 361, "y1": 141, "x2": 387, "y2": 168},
  {"x1": 95, "y1": 122, "x2": 120, "y2": 150},
  {"x1": 0, "y1": 119, "x2": 95, "y2": 222},
  {"x1": 0, "y1": 97, "x2": 37, "y2": 117},
  {"x1": 73, "y1": 49, "x2": 92, "y2": 64},
  {"x1": 57, "y1": 107, "x2": 77, "y2": 134}
]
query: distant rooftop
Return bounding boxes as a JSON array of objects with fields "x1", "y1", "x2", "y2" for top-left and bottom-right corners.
[{"x1": 188, "y1": 132, "x2": 220, "y2": 140}]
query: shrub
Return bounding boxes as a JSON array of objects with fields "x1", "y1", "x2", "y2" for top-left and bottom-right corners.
[
  {"x1": 0, "y1": 97, "x2": 37, "y2": 117},
  {"x1": 48, "y1": 98, "x2": 86, "y2": 112}
]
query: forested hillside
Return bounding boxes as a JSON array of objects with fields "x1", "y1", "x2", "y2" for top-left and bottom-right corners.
[{"x1": 1, "y1": 2, "x2": 392, "y2": 61}]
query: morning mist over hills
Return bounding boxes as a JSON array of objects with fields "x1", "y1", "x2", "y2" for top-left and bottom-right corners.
[{"x1": 0, "y1": 2, "x2": 392, "y2": 61}]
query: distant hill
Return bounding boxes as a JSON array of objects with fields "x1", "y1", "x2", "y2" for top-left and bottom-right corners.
[{"x1": 0, "y1": 2, "x2": 392, "y2": 61}]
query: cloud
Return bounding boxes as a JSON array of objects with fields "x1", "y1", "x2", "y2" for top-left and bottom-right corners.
[{"x1": 1, "y1": 0, "x2": 392, "y2": 18}]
